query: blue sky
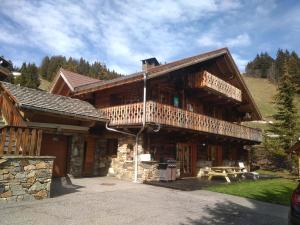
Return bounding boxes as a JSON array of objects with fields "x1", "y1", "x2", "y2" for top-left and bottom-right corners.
[{"x1": 0, "y1": 0, "x2": 299, "y2": 74}]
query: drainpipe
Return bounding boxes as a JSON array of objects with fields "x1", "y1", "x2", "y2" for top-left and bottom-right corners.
[
  {"x1": 105, "y1": 72, "x2": 148, "y2": 183},
  {"x1": 105, "y1": 122, "x2": 136, "y2": 137},
  {"x1": 134, "y1": 72, "x2": 147, "y2": 183}
]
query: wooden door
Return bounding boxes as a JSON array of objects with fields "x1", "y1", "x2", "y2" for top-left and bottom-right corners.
[
  {"x1": 210, "y1": 145, "x2": 223, "y2": 166},
  {"x1": 83, "y1": 137, "x2": 96, "y2": 176},
  {"x1": 177, "y1": 143, "x2": 197, "y2": 177},
  {"x1": 40, "y1": 134, "x2": 68, "y2": 177}
]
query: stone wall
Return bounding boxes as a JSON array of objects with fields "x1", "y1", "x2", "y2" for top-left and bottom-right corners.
[
  {"x1": 0, "y1": 156, "x2": 55, "y2": 203},
  {"x1": 94, "y1": 134, "x2": 149, "y2": 181},
  {"x1": 139, "y1": 161, "x2": 159, "y2": 182},
  {"x1": 69, "y1": 135, "x2": 84, "y2": 177},
  {"x1": 109, "y1": 136, "x2": 138, "y2": 180}
]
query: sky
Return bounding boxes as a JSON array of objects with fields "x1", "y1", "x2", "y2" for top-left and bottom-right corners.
[{"x1": 0, "y1": 0, "x2": 300, "y2": 74}]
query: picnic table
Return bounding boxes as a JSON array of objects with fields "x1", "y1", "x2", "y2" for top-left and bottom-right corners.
[{"x1": 208, "y1": 166, "x2": 244, "y2": 183}]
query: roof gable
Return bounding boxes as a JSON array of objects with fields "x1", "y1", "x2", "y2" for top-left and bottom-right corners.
[
  {"x1": 49, "y1": 68, "x2": 101, "y2": 94},
  {"x1": 1, "y1": 82, "x2": 106, "y2": 122}
]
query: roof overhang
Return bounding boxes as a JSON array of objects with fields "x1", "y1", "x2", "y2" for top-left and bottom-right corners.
[{"x1": 73, "y1": 48, "x2": 262, "y2": 121}]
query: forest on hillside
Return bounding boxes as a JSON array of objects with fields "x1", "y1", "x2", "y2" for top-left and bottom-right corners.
[
  {"x1": 13, "y1": 56, "x2": 123, "y2": 89},
  {"x1": 245, "y1": 49, "x2": 300, "y2": 93}
]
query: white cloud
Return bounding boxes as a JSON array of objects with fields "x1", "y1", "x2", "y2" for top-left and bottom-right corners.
[
  {"x1": 5, "y1": 0, "x2": 294, "y2": 75},
  {"x1": 231, "y1": 53, "x2": 249, "y2": 72},
  {"x1": 226, "y1": 33, "x2": 251, "y2": 47},
  {"x1": 0, "y1": 0, "x2": 244, "y2": 73},
  {"x1": 198, "y1": 32, "x2": 251, "y2": 48}
]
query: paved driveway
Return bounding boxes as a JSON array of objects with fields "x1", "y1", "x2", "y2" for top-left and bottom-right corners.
[{"x1": 0, "y1": 177, "x2": 288, "y2": 225}]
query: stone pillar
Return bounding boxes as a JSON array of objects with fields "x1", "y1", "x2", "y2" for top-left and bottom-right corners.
[
  {"x1": 69, "y1": 135, "x2": 85, "y2": 177},
  {"x1": 107, "y1": 135, "x2": 145, "y2": 181},
  {"x1": 95, "y1": 138, "x2": 110, "y2": 176}
]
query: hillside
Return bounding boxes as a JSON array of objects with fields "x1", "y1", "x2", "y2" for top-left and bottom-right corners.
[
  {"x1": 243, "y1": 75, "x2": 300, "y2": 122},
  {"x1": 39, "y1": 77, "x2": 51, "y2": 91}
]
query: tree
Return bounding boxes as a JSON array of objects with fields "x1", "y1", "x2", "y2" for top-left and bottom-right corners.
[
  {"x1": 269, "y1": 59, "x2": 298, "y2": 151},
  {"x1": 275, "y1": 49, "x2": 288, "y2": 82},
  {"x1": 288, "y1": 51, "x2": 300, "y2": 94},
  {"x1": 39, "y1": 56, "x2": 50, "y2": 79},
  {"x1": 245, "y1": 52, "x2": 274, "y2": 79},
  {"x1": 15, "y1": 63, "x2": 40, "y2": 89}
]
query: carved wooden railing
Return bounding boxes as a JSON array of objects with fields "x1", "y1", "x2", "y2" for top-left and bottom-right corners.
[
  {"x1": 0, "y1": 126, "x2": 43, "y2": 156},
  {"x1": 100, "y1": 101, "x2": 262, "y2": 142},
  {"x1": 187, "y1": 71, "x2": 242, "y2": 102}
]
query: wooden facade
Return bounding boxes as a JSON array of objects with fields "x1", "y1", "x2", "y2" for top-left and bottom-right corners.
[{"x1": 0, "y1": 48, "x2": 263, "y2": 180}]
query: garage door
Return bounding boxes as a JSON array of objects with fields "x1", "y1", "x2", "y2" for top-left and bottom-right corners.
[{"x1": 40, "y1": 134, "x2": 68, "y2": 177}]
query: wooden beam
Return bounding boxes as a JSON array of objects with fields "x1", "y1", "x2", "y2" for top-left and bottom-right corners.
[{"x1": 26, "y1": 122, "x2": 90, "y2": 132}]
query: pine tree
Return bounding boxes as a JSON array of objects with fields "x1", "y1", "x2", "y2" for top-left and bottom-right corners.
[
  {"x1": 288, "y1": 51, "x2": 300, "y2": 93},
  {"x1": 269, "y1": 59, "x2": 298, "y2": 151},
  {"x1": 275, "y1": 49, "x2": 288, "y2": 82},
  {"x1": 16, "y1": 63, "x2": 40, "y2": 89},
  {"x1": 39, "y1": 56, "x2": 50, "y2": 79}
]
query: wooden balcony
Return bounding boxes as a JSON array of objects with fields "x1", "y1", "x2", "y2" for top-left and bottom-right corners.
[
  {"x1": 100, "y1": 101, "x2": 262, "y2": 142},
  {"x1": 187, "y1": 71, "x2": 242, "y2": 102}
]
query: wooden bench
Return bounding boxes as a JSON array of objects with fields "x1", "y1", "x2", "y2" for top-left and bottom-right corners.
[
  {"x1": 208, "y1": 168, "x2": 244, "y2": 183},
  {"x1": 208, "y1": 171, "x2": 231, "y2": 183}
]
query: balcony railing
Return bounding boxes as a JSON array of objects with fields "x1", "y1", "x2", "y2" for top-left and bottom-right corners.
[
  {"x1": 187, "y1": 71, "x2": 242, "y2": 102},
  {"x1": 0, "y1": 126, "x2": 43, "y2": 156},
  {"x1": 100, "y1": 101, "x2": 262, "y2": 142}
]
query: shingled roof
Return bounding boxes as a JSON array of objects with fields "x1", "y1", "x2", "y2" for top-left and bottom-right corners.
[
  {"x1": 1, "y1": 82, "x2": 107, "y2": 122},
  {"x1": 59, "y1": 68, "x2": 100, "y2": 90},
  {"x1": 49, "y1": 68, "x2": 101, "y2": 94},
  {"x1": 71, "y1": 47, "x2": 262, "y2": 120},
  {"x1": 74, "y1": 48, "x2": 230, "y2": 94}
]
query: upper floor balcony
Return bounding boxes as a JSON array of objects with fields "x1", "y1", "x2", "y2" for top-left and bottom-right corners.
[
  {"x1": 187, "y1": 71, "x2": 242, "y2": 102},
  {"x1": 100, "y1": 101, "x2": 262, "y2": 143}
]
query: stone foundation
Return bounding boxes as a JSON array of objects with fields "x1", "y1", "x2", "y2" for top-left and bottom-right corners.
[
  {"x1": 109, "y1": 136, "x2": 137, "y2": 180},
  {"x1": 0, "y1": 156, "x2": 55, "y2": 203},
  {"x1": 139, "y1": 161, "x2": 159, "y2": 182}
]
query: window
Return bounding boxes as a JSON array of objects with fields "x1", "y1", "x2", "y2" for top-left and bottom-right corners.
[
  {"x1": 197, "y1": 144, "x2": 208, "y2": 160},
  {"x1": 173, "y1": 95, "x2": 180, "y2": 107},
  {"x1": 106, "y1": 139, "x2": 118, "y2": 157},
  {"x1": 223, "y1": 145, "x2": 230, "y2": 160}
]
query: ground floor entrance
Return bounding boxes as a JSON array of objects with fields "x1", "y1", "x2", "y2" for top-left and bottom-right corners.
[
  {"x1": 176, "y1": 143, "x2": 197, "y2": 177},
  {"x1": 40, "y1": 134, "x2": 69, "y2": 177}
]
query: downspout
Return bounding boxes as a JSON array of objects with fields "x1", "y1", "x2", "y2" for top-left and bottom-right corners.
[
  {"x1": 105, "y1": 122, "x2": 136, "y2": 137},
  {"x1": 105, "y1": 72, "x2": 148, "y2": 183},
  {"x1": 134, "y1": 72, "x2": 147, "y2": 183}
]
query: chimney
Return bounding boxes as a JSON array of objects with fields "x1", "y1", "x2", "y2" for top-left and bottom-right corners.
[{"x1": 142, "y1": 57, "x2": 159, "y2": 71}]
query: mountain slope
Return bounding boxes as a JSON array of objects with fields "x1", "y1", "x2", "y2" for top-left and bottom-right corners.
[{"x1": 243, "y1": 75, "x2": 300, "y2": 121}]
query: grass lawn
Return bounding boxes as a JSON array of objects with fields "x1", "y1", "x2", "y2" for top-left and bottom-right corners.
[
  {"x1": 205, "y1": 178, "x2": 298, "y2": 206},
  {"x1": 257, "y1": 169, "x2": 298, "y2": 179}
]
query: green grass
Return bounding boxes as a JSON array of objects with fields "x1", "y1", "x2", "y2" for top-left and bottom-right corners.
[
  {"x1": 243, "y1": 75, "x2": 300, "y2": 121},
  {"x1": 257, "y1": 169, "x2": 298, "y2": 179},
  {"x1": 205, "y1": 178, "x2": 297, "y2": 206},
  {"x1": 39, "y1": 77, "x2": 51, "y2": 91}
]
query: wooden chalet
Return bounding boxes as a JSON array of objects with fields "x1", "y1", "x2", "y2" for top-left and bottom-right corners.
[{"x1": 44, "y1": 47, "x2": 262, "y2": 181}]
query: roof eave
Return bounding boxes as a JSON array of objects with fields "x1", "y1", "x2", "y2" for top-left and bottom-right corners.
[{"x1": 19, "y1": 104, "x2": 108, "y2": 122}]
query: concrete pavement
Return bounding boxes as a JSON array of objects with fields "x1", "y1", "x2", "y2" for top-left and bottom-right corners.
[{"x1": 0, "y1": 177, "x2": 289, "y2": 225}]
